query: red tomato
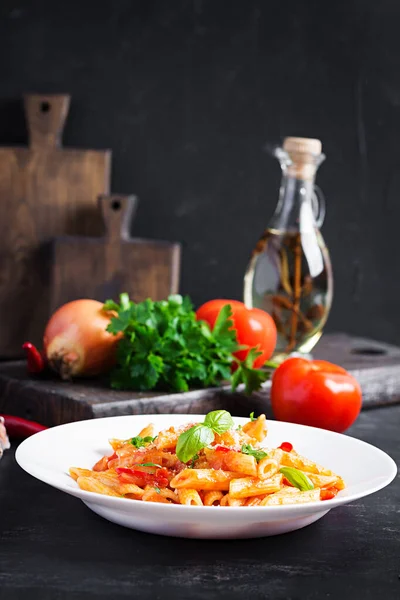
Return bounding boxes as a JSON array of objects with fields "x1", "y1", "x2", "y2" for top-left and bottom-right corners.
[
  {"x1": 271, "y1": 358, "x2": 362, "y2": 433},
  {"x1": 196, "y1": 299, "x2": 277, "y2": 368}
]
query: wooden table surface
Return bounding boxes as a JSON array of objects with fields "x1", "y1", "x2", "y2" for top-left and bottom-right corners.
[{"x1": 0, "y1": 405, "x2": 399, "y2": 600}]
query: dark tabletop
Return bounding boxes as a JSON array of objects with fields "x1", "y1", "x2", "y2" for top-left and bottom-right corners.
[{"x1": 0, "y1": 407, "x2": 399, "y2": 600}]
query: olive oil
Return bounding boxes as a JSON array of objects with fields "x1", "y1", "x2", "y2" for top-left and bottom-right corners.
[{"x1": 243, "y1": 137, "x2": 333, "y2": 360}]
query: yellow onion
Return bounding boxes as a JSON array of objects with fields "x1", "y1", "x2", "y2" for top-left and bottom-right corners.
[{"x1": 43, "y1": 299, "x2": 120, "y2": 380}]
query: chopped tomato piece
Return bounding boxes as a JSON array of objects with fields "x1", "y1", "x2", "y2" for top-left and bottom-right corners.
[
  {"x1": 320, "y1": 488, "x2": 339, "y2": 501},
  {"x1": 279, "y1": 442, "x2": 293, "y2": 452},
  {"x1": 215, "y1": 445, "x2": 230, "y2": 453},
  {"x1": 116, "y1": 467, "x2": 169, "y2": 487}
]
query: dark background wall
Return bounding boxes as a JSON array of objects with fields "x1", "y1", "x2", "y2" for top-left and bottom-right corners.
[{"x1": 0, "y1": 0, "x2": 399, "y2": 344}]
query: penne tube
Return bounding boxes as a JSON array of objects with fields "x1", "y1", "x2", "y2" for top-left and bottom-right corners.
[
  {"x1": 119, "y1": 483, "x2": 145, "y2": 497},
  {"x1": 138, "y1": 423, "x2": 155, "y2": 439},
  {"x1": 262, "y1": 488, "x2": 320, "y2": 506},
  {"x1": 203, "y1": 491, "x2": 224, "y2": 506},
  {"x1": 76, "y1": 476, "x2": 121, "y2": 497},
  {"x1": 159, "y1": 488, "x2": 179, "y2": 503},
  {"x1": 224, "y1": 452, "x2": 257, "y2": 477},
  {"x1": 307, "y1": 474, "x2": 345, "y2": 489},
  {"x1": 242, "y1": 414, "x2": 267, "y2": 441},
  {"x1": 219, "y1": 494, "x2": 230, "y2": 507},
  {"x1": 257, "y1": 458, "x2": 279, "y2": 480},
  {"x1": 227, "y1": 496, "x2": 247, "y2": 507},
  {"x1": 205, "y1": 448, "x2": 257, "y2": 477},
  {"x1": 245, "y1": 496, "x2": 265, "y2": 506},
  {"x1": 170, "y1": 469, "x2": 240, "y2": 491},
  {"x1": 178, "y1": 489, "x2": 203, "y2": 506},
  {"x1": 280, "y1": 450, "x2": 334, "y2": 476},
  {"x1": 229, "y1": 474, "x2": 282, "y2": 499},
  {"x1": 269, "y1": 448, "x2": 284, "y2": 466},
  {"x1": 69, "y1": 467, "x2": 92, "y2": 481}
]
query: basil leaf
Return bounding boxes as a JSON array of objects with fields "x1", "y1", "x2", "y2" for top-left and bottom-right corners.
[
  {"x1": 130, "y1": 435, "x2": 155, "y2": 448},
  {"x1": 176, "y1": 424, "x2": 214, "y2": 463},
  {"x1": 203, "y1": 410, "x2": 234, "y2": 434},
  {"x1": 279, "y1": 467, "x2": 314, "y2": 491},
  {"x1": 241, "y1": 444, "x2": 268, "y2": 462},
  {"x1": 154, "y1": 486, "x2": 161, "y2": 494},
  {"x1": 135, "y1": 462, "x2": 162, "y2": 468},
  {"x1": 249, "y1": 412, "x2": 256, "y2": 421}
]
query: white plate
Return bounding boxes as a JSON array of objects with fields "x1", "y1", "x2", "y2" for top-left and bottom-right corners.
[{"x1": 15, "y1": 414, "x2": 397, "y2": 539}]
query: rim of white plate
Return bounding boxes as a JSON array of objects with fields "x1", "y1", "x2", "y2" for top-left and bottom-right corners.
[{"x1": 15, "y1": 414, "x2": 398, "y2": 516}]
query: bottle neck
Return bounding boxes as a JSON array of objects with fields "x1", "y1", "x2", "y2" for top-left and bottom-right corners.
[{"x1": 269, "y1": 170, "x2": 316, "y2": 233}]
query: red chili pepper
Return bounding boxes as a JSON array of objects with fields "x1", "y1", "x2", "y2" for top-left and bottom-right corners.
[
  {"x1": 279, "y1": 442, "x2": 293, "y2": 452},
  {"x1": 1, "y1": 415, "x2": 47, "y2": 439},
  {"x1": 320, "y1": 488, "x2": 339, "y2": 501},
  {"x1": 22, "y1": 342, "x2": 45, "y2": 374},
  {"x1": 215, "y1": 445, "x2": 230, "y2": 453}
]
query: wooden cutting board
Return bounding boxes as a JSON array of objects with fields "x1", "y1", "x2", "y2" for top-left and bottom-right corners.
[
  {"x1": 50, "y1": 194, "x2": 181, "y2": 310},
  {"x1": 0, "y1": 333, "x2": 399, "y2": 427},
  {"x1": 0, "y1": 94, "x2": 111, "y2": 358}
]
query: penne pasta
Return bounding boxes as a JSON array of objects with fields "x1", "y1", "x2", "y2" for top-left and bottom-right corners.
[
  {"x1": 178, "y1": 489, "x2": 203, "y2": 506},
  {"x1": 76, "y1": 476, "x2": 121, "y2": 497},
  {"x1": 203, "y1": 491, "x2": 224, "y2": 506},
  {"x1": 257, "y1": 458, "x2": 279, "y2": 480},
  {"x1": 229, "y1": 474, "x2": 283, "y2": 499},
  {"x1": 138, "y1": 424, "x2": 155, "y2": 439},
  {"x1": 262, "y1": 488, "x2": 321, "y2": 506},
  {"x1": 242, "y1": 414, "x2": 267, "y2": 441},
  {"x1": 280, "y1": 450, "x2": 334, "y2": 476},
  {"x1": 170, "y1": 469, "x2": 240, "y2": 491},
  {"x1": 70, "y1": 413, "x2": 345, "y2": 508}
]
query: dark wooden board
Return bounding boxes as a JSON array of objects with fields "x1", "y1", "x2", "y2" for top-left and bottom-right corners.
[
  {"x1": 0, "y1": 94, "x2": 111, "y2": 358},
  {"x1": 50, "y1": 194, "x2": 181, "y2": 310},
  {"x1": 1, "y1": 333, "x2": 400, "y2": 427}
]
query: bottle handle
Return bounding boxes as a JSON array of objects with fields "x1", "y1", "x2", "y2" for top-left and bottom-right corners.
[{"x1": 312, "y1": 185, "x2": 326, "y2": 227}]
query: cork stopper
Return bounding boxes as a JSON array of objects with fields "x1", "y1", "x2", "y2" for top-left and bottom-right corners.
[{"x1": 282, "y1": 137, "x2": 323, "y2": 180}]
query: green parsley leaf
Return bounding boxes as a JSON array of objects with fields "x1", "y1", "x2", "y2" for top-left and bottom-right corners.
[
  {"x1": 237, "y1": 424, "x2": 242, "y2": 431},
  {"x1": 135, "y1": 462, "x2": 162, "y2": 468},
  {"x1": 211, "y1": 305, "x2": 238, "y2": 353},
  {"x1": 203, "y1": 410, "x2": 234, "y2": 434},
  {"x1": 176, "y1": 424, "x2": 215, "y2": 463},
  {"x1": 249, "y1": 412, "x2": 256, "y2": 421},
  {"x1": 231, "y1": 352, "x2": 272, "y2": 395},
  {"x1": 241, "y1": 444, "x2": 268, "y2": 462},
  {"x1": 130, "y1": 435, "x2": 155, "y2": 448},
  {"x1": 105, "y1": 294, "x2": 240, "y2": 393},
  {"x1": 279, "y1": 467, "x2": 314, "y2": 491},
  {"x1": 154, "y1": 486, "x2": 161, "y2": 494}
]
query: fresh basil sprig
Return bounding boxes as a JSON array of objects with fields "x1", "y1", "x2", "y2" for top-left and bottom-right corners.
[
  {"x1": 176, "y1": 410, "x2": 234, "y2": 463},
  {"x1": 241, "y1": 444, "x2": 268, "y2": 462},
  {"x1": 279, "y1": 467, "x2": 314, "y2": 491},
  {"x1": 203, "y1": 410, "x2": 234, "y2": 433}
]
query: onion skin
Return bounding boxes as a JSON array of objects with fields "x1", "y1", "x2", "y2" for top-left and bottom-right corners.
[{"x1": 43, "y1": 299, "x2": 121, "y2": 380}]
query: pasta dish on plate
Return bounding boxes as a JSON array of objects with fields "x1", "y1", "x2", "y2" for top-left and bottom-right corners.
[{"x1": 70, "y1": 410, "x2": 345, "y2": 507}]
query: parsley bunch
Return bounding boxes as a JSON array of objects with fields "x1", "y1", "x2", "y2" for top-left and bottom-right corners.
[{"x1": 104, "y1": 294, "x2": 271, "y2": 394}]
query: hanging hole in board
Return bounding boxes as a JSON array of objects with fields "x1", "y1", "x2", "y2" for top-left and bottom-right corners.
[
  {"x1": 40, "y1": 101, "x2": 50, "y2": 113},
  {"x1": 111, "y1": 200, "x2": 121, "y2": 211}
]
